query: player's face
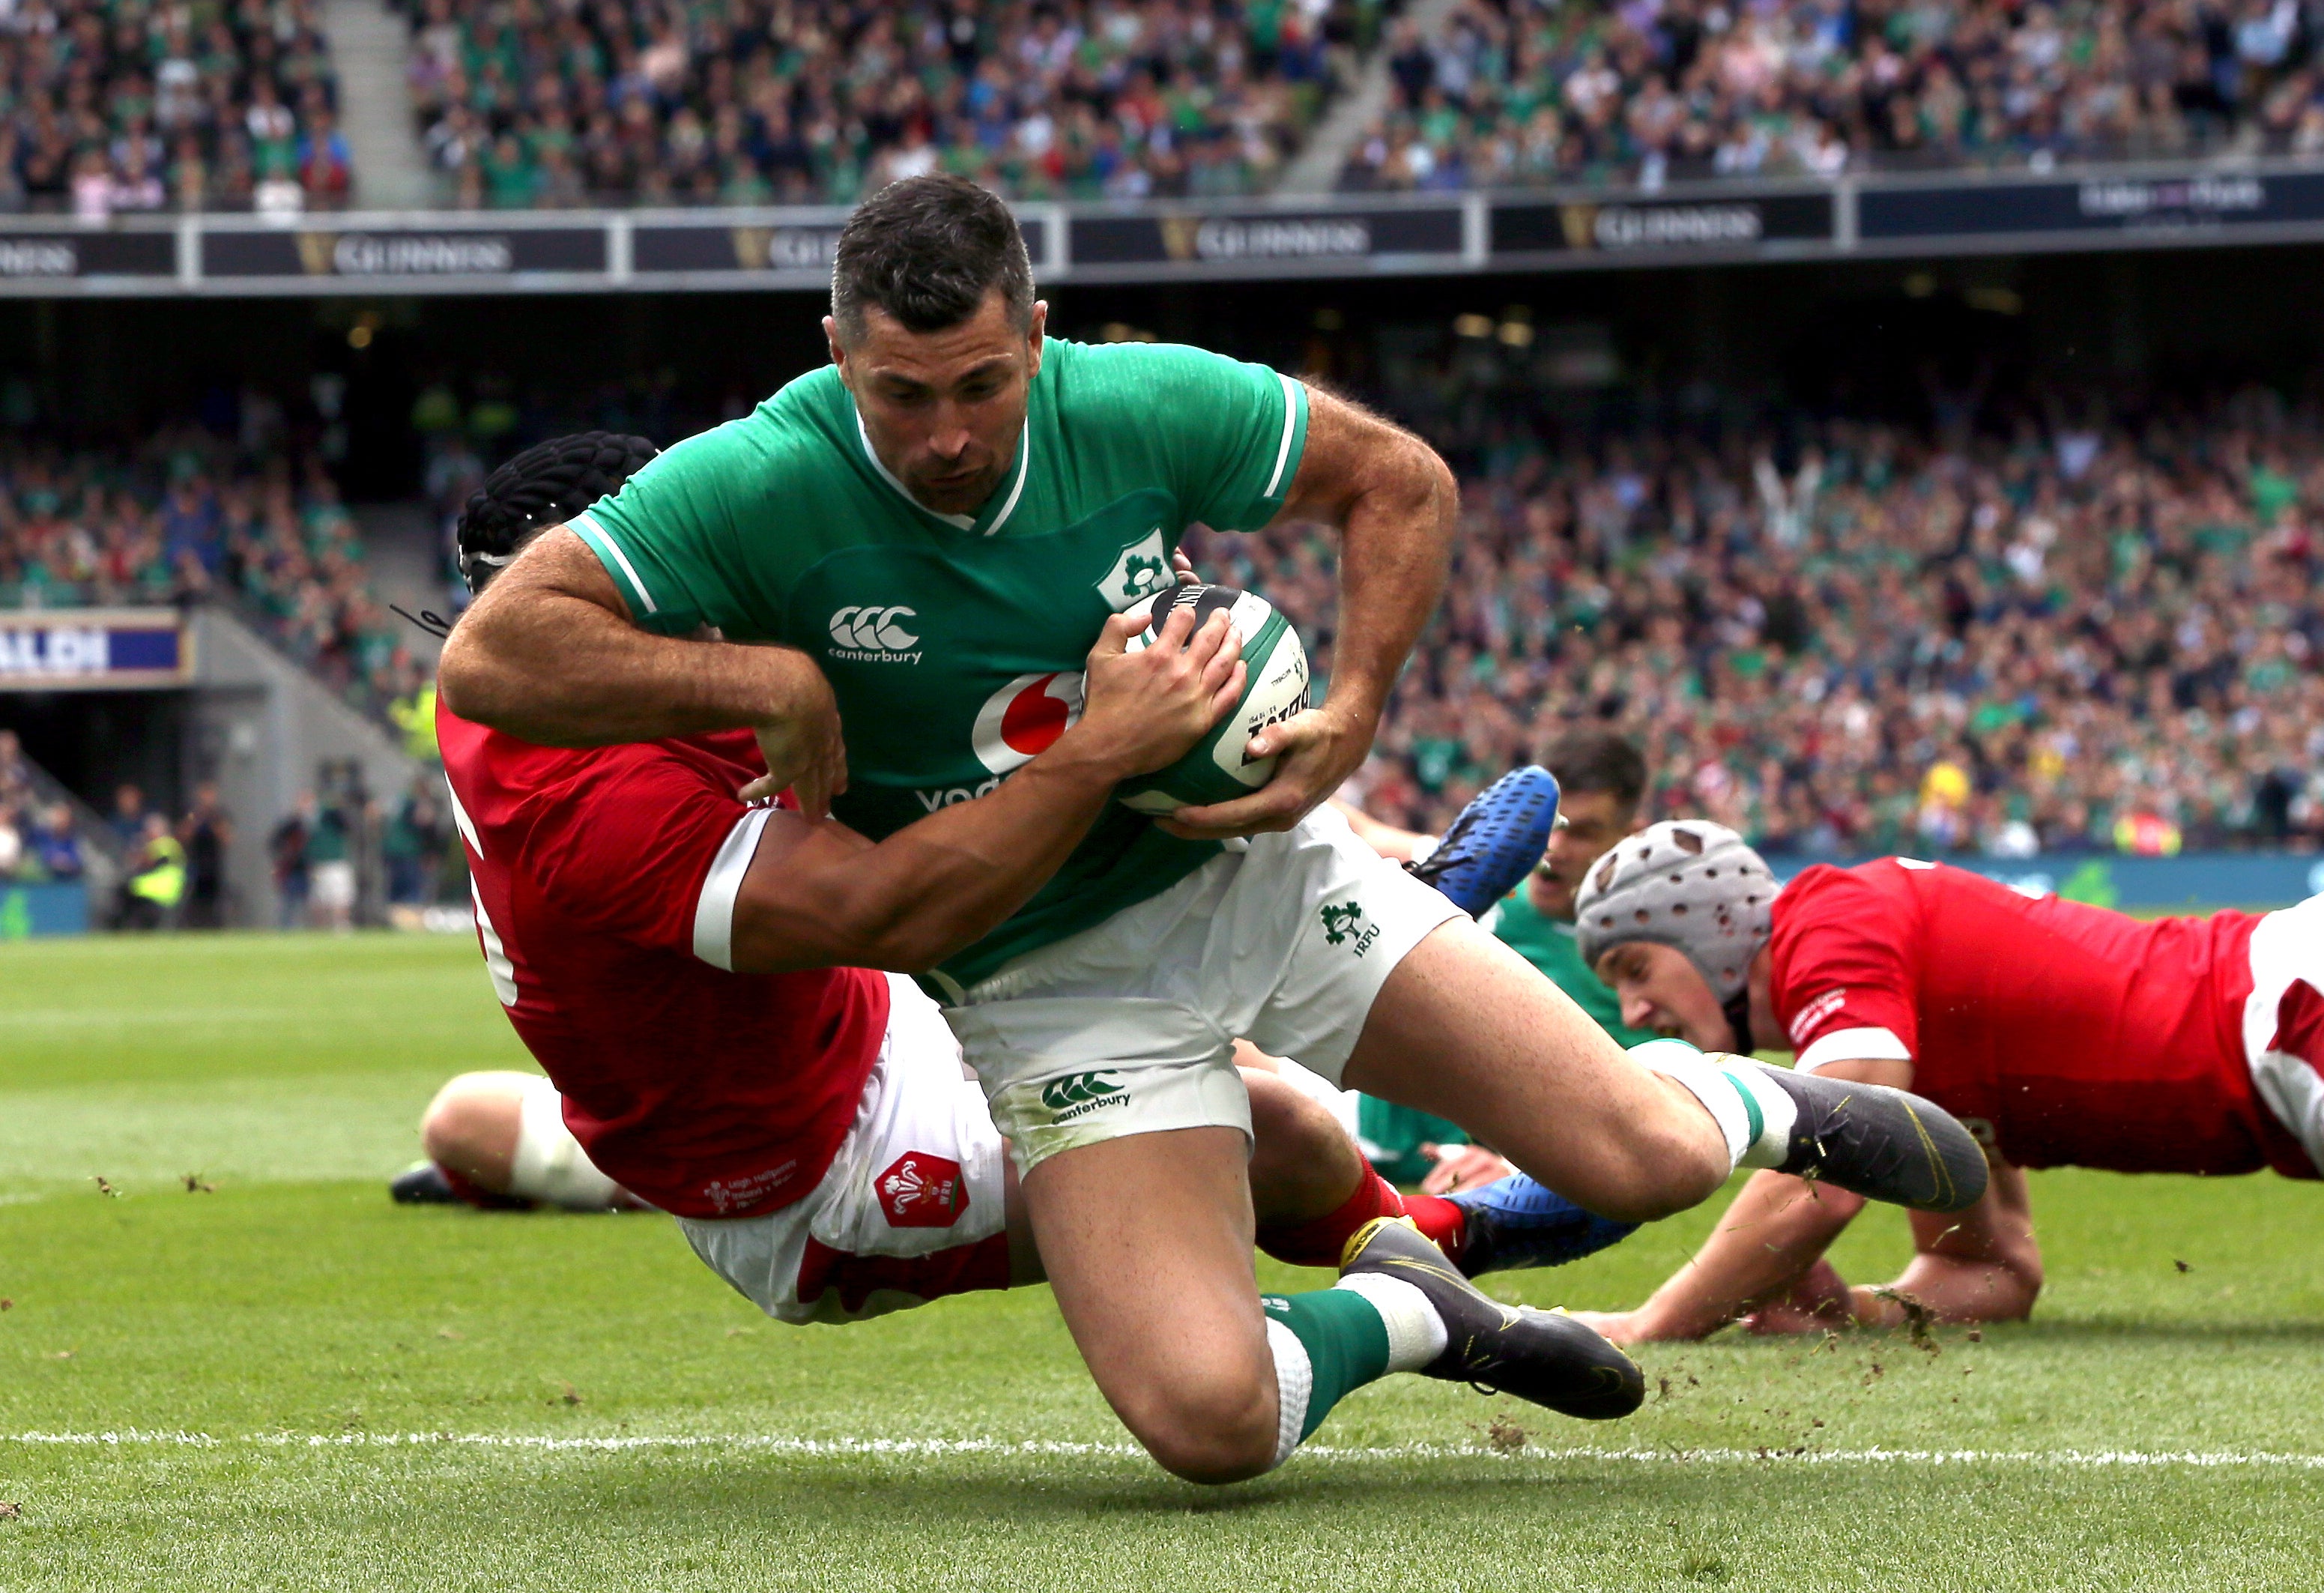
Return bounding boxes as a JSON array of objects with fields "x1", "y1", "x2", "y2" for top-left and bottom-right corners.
[
  {"x1": 1528, "y1": 790, "x2": 1637, "y2": 922},
  {"x1": 829, "y1": 291, "x2": 1048, "y2": 517},
  {"x1": 1594, "y1": 940, "x2": 1735, "y2": 1050}
]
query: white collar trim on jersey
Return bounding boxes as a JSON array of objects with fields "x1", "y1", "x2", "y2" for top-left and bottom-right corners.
[{"x1": 856, "y1": 412, "x2": 1030, "y2": 537}]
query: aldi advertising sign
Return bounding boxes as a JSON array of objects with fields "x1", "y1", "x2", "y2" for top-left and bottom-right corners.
[{"x1": 0, "y1": 609, "x2": 191, "y2": 689}]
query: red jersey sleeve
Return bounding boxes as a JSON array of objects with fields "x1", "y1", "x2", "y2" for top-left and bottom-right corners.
[
  {"x1": 1767, "y1": 862, "x2": 1922, "y2": 1072},
  {"x1": 521, "y1": 746, "x2": 760, "y2": 963}
]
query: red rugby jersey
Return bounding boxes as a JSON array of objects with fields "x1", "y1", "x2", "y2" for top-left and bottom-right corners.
[
  {"x1": 1769, "y1": 859, "x2": 2308, "y2": 1177},
  {"x1": 438, "y1": 706, "x2": 890, "y2": 1218}
]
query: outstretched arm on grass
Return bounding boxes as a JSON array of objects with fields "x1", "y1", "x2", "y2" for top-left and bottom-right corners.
[{"x1": 1579, "y1": 1054, "x2": 2041, "y2": 1343}]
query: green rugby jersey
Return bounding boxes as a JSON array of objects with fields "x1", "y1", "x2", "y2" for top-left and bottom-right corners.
[
  {"x1": 572, "y1": 336, "x2": 1310, "y2": 993},
  {"x1": 1489, "y1": 886, "x2": 1658, "y2": 1047}
]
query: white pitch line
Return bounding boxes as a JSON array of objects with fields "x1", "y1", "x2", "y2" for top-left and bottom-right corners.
[{"x1": 6, "y1": 1433, "x2": 2324, "y2": 1469}]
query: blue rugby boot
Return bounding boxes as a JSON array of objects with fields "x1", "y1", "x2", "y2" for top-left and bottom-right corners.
[
  {"x1": 1406, "y1": 765, "x2": 1561, "y2": 917},
  {"x1": 1447, "y1": 1174, "x2": 1640, "y2": 1278}
]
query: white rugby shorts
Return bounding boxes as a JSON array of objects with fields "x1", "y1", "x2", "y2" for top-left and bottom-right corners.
[
  {"x1": 945, "y1": 804, "x2": 1462, "y2": 1173},
  {"x1": 677, "y1": 975, "x2": 1011, "y2": 1325},
  {"x1": 2242, "y1": 892, "x2": 2324, "y2": 1176}
]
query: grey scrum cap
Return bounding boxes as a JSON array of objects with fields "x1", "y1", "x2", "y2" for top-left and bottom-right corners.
[{"x1": 1573, "y1": 820, "x2": 1777, "y2": 1003}]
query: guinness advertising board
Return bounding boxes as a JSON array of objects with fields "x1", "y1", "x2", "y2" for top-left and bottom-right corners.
[
  {"x1": 1069, "y1": 204, "x2": 1463, "y2": 273},
  {"x1": 631, "y1": 211, "x2": 1047, "y2": 279},
  {"x1": 1492, "y1": 191, "x2": 1834, "y2": 259},
  {"x1": 1859, "y1": 170, "x2": 2324, "y2": 243},
  {"x1": 0, "y1": 228, "x2": 175, "y2": 283},
  {"x1": 202, "y1": 224, "x2": 606, "y2": 281}
]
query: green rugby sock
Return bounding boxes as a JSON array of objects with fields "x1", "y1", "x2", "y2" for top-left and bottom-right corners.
[{"x1": 1259, "y1": 1287, "x2": 1391, "y2": 1463}]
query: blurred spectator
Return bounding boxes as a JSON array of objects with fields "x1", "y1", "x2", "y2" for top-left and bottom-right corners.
[
  {"x1": 0, "y1": 799, "x2": 22, "y2": 879},
  {"x1": 411, "y1": 0, "x2": 1361, "y2": 208},
  {"x1": 109, "y1": 782, "x2": 148, "y2": 849},
  {"x1": 270, "y1": 794, "x2": 312, "y2": 928},
  {"x1": 388, "y1": 678, "x2": 440, "y2": 762},
  {"x1": 180, "y1": 781, "x2": 233, "y2": 929},
  {"x1": 0, "y1": 0, "x2": 346, "y2": 214},
  {"x1": 382, "y1": 779, "x2": 447, "y2": 907},
  {"x1": 115, "y1": 811, "x2": 185, "y2": 930},
  {"x1": 306, "y1": 791, "x2": 355, "y2": 930},
  {"x1": 297, "y1": 106, "x2": 354, "y2": 202},
  {"x1": 0, "y1": 728, "x2": 28, "y2": 804},
  {"x1": 27, "y1": 802, "x2": 83, "y2": 881}
]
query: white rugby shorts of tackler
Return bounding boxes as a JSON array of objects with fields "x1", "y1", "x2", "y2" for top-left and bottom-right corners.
[
  {"x1": 943, "y1": 803, "x2": 1464, "y2": 1174},
  {"x1": 2244, "y1": 891, "x2": 2324, "y2": 1176},
  {"x1": 676, "y1": 976, "x2": 1011, "y2": 1325}
]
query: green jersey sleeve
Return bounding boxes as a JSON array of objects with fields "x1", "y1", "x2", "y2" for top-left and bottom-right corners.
[
  {"x1": 1076, "y1": 340, "x2": 1308, "y2": 532},
  {"x1": 569, "y1": 417, "x2": 785, "y2": 640}
]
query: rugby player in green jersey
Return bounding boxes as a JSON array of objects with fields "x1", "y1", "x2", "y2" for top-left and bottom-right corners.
[{"x1": 441, "y1": 175, "x2": 1987, "y2": 1483}]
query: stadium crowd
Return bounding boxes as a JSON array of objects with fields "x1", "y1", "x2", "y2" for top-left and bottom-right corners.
[
  {"x1": 8, "y1": 366, "x2": 2323, "y2": 925},
  {"x1": 1192, "y1": 384, "x2": 2324, "y2": 856},
  {"x1": 406, "y1": 0, "x2": 1364, "y2": 208},
  {"x1": 0, "y1": 0, "x2": 349, "y2": 215},
  {"x1": 0, "y1": 417, "x2": 429, "y2": 725},
  {"x1": 1343, "y1": 0, "x2": 2324, "y2": 190}
]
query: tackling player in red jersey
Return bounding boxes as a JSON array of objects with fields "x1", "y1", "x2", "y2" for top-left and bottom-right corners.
[{"x1": 1567, "y1": 820, "x2": 2324, "y2": 1343}]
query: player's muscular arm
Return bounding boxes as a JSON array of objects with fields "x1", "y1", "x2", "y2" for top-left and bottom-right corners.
[
  {"x1": 438, "y1": 528, "x2": 850, "y2": 815},
  {"x1": 728, "y1": 608, "x2": 1245, "y2": 975},
  {"x1": 1588, "y1": 1057, "x2": 1916, "y2": 1343},
  {"x1": 1164, "y1": 384, "x2": 1456, "y2": 840}
]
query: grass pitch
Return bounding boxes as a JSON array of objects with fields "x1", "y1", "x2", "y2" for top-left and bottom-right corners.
[{"x1": 2, "y1": 934, "x2": 2321, "y2": 1591}]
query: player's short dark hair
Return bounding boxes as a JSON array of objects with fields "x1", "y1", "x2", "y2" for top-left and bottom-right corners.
[
  {"x1": 831, "y1": 174, "x2": 1035, "y2": 343},
  {"x1": 1543, "y1": 726, "x2": 1646, "y2": 814},
  {"x1": 458, "y1": 431, "x2": 658, "y2": 595}
]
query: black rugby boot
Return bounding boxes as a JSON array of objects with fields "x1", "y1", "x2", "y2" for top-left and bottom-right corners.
[{"x1": 1340, "y1": 1217, "x2": 1644, "y2": 1420}]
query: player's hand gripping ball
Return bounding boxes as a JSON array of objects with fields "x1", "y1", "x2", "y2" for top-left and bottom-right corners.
[{"x1": 1114, "y1": 584, "x2": 1310, "y2": 815}]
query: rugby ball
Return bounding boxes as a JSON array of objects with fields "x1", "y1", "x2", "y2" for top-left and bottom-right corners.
[{"x1": 1115, "y1": 584, "x2": 1310, "y2": 815}]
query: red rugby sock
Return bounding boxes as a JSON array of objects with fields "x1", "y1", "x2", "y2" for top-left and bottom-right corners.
[
  {"x1": 1401, "y1": 1192, "x2": 1466, "y2": 1265},
  {"x1": 1259, "y1": 1172, "x2": 1468, "y2": 1269}
]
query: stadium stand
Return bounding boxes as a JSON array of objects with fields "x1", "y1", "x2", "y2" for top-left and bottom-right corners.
[
  {"x1": 405, "y1": 0, "x2": 1375, "y2": 207},
  {"x1": 0, "y1": 0, "x2": 348, "y2": 214},
  {"x1": 0, "y1": 426, "x2": 426, "y2": 722},
  {"x1": 1340, "y1": 0, "x2": 2324, "y2": 190},
  {"x1": 1191, "y1": 387, "x2": 2324, "y2": 854}
]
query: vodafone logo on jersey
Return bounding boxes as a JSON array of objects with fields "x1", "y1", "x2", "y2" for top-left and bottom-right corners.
[
  {"x1": 828, "y1": 605, "x2": 922, "y2": 664},
  {"x1": 877, "y1": 1151, "x2": 969, "y2": 1228},
  {"x1": 971, "y1": 670, "x2": 1084, "y2": 775}
]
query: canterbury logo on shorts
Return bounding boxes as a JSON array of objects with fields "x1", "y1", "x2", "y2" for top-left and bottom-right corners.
[{"x1": 1039, "y1": 1070, "x2": 1128, "y2": 1122}]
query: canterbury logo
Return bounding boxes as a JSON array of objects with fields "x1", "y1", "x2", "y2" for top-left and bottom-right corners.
[
  {"x1": 828, "y1": 605, "x2": 920, "y2": 653},
  {"x1": 1038, "y1": 1070, "x2": 1128, "y2": 1122},
  {"x1": 1039, "y1": 1071, "x2": 1124, "y2": 1111}
]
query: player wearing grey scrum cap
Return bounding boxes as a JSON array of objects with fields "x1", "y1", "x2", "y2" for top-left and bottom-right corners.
[
  {"x1": 1552, "y1": 817, "x2": 1986, "y2": 1224},
  {"x1": 1575, "y1": 828, "x2": 2324, "y2": 1345},
  {"x1": 1575, "y1": 820, "x2": 1779, "y2": 1051}
]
